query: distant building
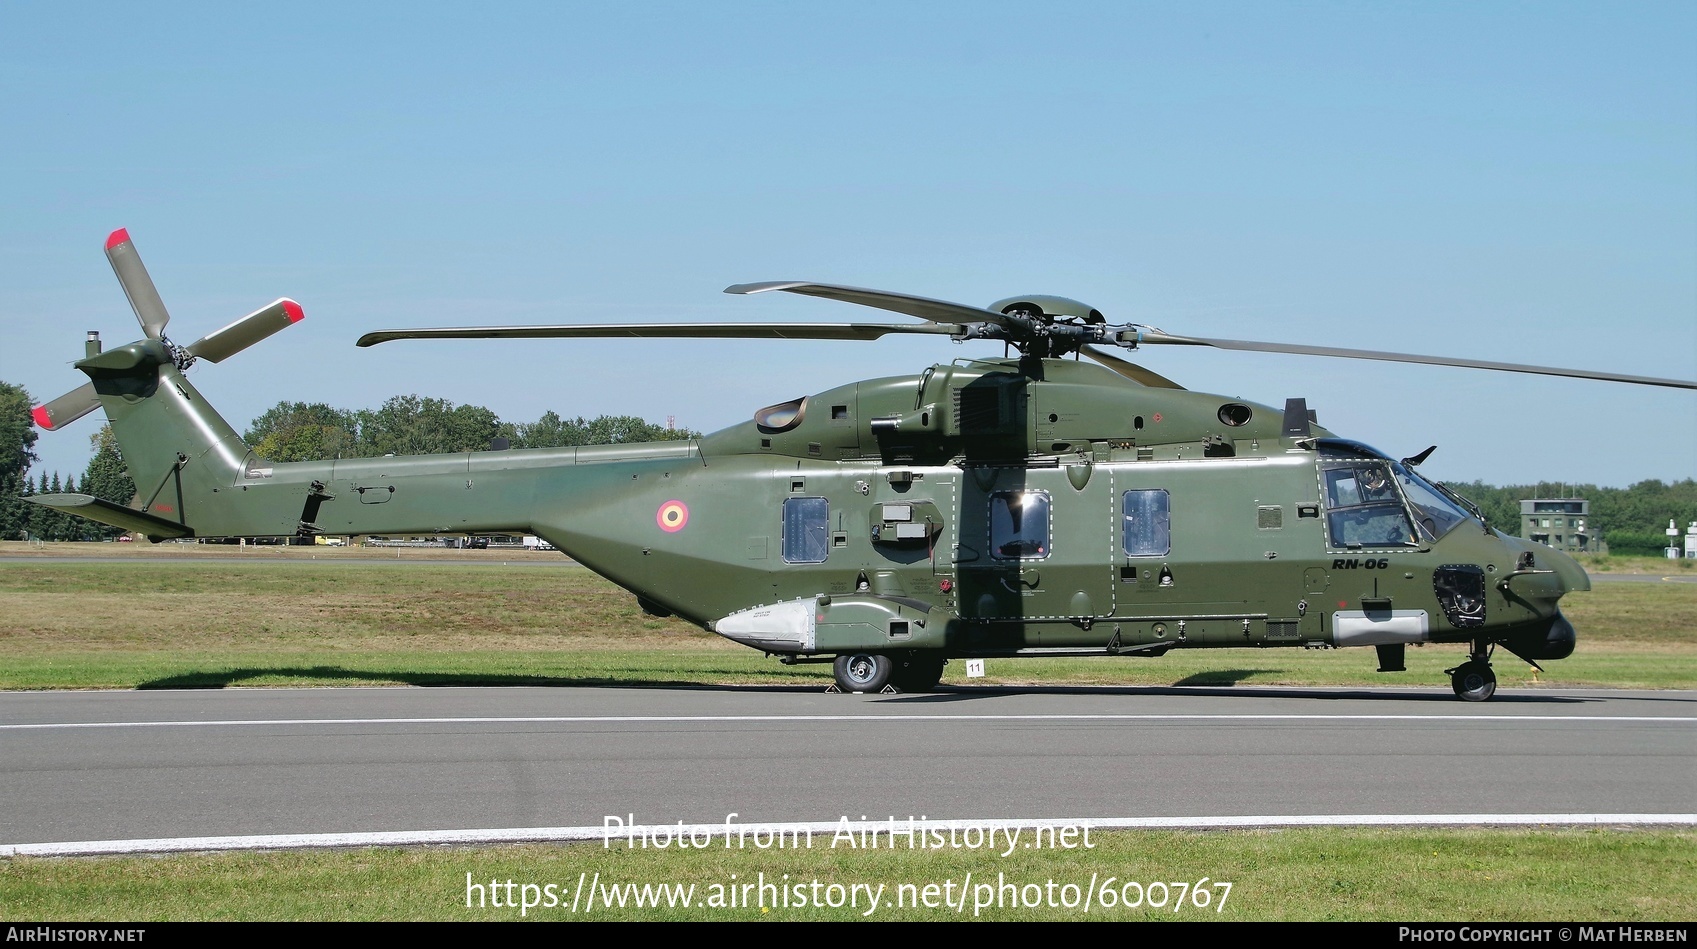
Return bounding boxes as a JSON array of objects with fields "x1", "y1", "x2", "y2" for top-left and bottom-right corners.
[{"x1": 1520, "y1": 498, "x2": 1597, "y2": 553}]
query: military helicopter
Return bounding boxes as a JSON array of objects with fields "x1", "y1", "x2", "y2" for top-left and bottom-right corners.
[{"x1": 29, "y1": 230, "x2": 1697, "y2": 700}]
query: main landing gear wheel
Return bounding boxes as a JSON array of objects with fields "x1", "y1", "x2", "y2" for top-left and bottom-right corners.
[
  {"x1": 1449, "y1": 660, "x2": 1497, "y2": 702},
  {"x1": 889, "y1": 654, "x2": 947, "y2": 693},
  {"x1": 833, "y1": 653, "x2": 893, "y2": 693}
]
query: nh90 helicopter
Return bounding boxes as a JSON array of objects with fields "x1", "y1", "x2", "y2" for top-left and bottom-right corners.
[{"x1": 30, "y1": 230, "x2": 1697, "y2": 700}]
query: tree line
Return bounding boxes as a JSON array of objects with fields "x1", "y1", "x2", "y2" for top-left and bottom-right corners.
[
  {"x1": 1443, "y1": 479, "x2": 1697, "y2": 556},
  {"x1": 3, "y1": 379, "x2": 1694, "y2": 549},
  {"x1": 243, "y1": 397, "x2": 700, "y2": 462}
]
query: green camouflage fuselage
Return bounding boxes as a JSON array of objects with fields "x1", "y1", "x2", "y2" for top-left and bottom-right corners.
[{"x1": 62, "y1": 339, "x2": 1583, "y2": 668}]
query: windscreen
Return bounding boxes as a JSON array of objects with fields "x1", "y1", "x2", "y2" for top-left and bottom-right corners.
[
  {"x1": 1392, "y1": 464, "x2": 1473, "y2": 542},
  {"x1": 1322, "y1": 462, "x2": 1417, "y2": 548},
  {"x1": 1318, "y1": 442, "x2": 1477, "y2": 547}
]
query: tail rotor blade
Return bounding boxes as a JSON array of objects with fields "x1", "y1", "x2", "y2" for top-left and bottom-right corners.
[
  {"x1": 104, "y1": 228, "x2": 172, "y2": 339},
  {"x1": 184, "y1": 298, "x2": 305, "y2": 363},
  {"x1": 32, "y1": 383, "x2": 101, "y2": 431}
]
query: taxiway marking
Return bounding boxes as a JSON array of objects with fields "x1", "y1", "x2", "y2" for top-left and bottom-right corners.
[
  {"x1": 2, "y1": 712, "x2": 1693, "y2": 731},
  {"x1": 6, "y1": 814, "x2": 1695, "y2": 857}
]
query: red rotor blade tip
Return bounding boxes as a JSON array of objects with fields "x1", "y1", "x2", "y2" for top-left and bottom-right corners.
[
  {"x1": 31, "y1": 405, "x2": 53, "y2": 429},
  {"x1": 282, "y1": 300, "x2": 305, "y2": 323},
  {"x1": 105, "y1": 228, "x2": 131, "y2": 250}
]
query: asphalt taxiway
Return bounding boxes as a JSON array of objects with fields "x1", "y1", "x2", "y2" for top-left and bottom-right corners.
[{"x1": 2, "y1": 685, "x2": 1691, "y2": 853}]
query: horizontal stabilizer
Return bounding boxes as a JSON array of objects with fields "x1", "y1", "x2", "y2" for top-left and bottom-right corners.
[{"x1": 25, "y1": 494, "x2": 194, "y2": 539}]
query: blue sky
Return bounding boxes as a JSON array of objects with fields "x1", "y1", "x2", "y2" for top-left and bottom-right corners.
[{"x1": 2, "y1": 1, "x2": 1692, "y2": 488}]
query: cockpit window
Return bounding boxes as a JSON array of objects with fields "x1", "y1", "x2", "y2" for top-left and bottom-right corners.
[
  {"x1": 755, "y1": 397, "x2": 807, "y2": 434},
  {"x1": 1322, "y1": 462, "x2": 1418, "y2": 548},
  {"x1": 1394, "y1": 465, "x2": 1473, "y2": 542},
  {"x1": 1324, "y1": 464, "x2": 1400, "y2": 508},
  {"x1": 1316, "y1": 439, "x2": 1480, "y2": 547}
]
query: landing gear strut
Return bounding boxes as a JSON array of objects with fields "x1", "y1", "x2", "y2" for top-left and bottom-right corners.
[{"x1": 1446, "y1": 642, "x2": 1497, "y2": 702}]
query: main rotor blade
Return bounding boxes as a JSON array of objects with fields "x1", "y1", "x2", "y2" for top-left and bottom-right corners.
[
  {"x1": 103, "y1": 228, "x2": 172, "y2": 339},
  {"x1": 356, "y1": 322, "x2": 959, "y2": 348},
  {"x1": 184, "y1": 299, "x2": 305, "y2": 363},
  {"x1": 726, "y1": 281, "x2": 1017, "y2": 330},
  {"x1": 32, "y1": 383, "x2": 101, "y2": 431},
  {"x1": 1079, "y1": 344, "x2": 1186, "y2": 389},
  {"x1": 1137, "y1": 333, "x2": 1697, "y2": 390}
]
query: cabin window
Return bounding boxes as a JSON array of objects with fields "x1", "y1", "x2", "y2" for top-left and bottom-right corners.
[
  {"x1": 781, "y1": 497, "x2": 830, "y2": 563},
  {"x1": 989, "y1": 490, "x2": 1051, "y2": 560},
  {"x1": 1123, "y1": 489, "x2": 1171, "y2": 556}
]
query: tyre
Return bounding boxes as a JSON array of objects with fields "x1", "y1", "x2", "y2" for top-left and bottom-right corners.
[
  {"x1": 1450, "y1": 661, "x2": 1497, "y2": 702},
  {"x1": 833, "y1": 653, "x2": 893, "y2": 692},
  {"x1": 889, "y1": 653, "x2": 947, "y2": 693}
]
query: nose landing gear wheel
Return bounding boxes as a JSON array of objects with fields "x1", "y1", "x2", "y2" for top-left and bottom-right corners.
[
  {"x1": 1449, "y1": 660, "x2": 1497, "y2": 702},
  {"x1": 833, "y1": 653, "x2": 893, "y2": 693}
]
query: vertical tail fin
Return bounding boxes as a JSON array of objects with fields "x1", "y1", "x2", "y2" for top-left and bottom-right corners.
[{"x1": 74, "y1": 339, "x2": 252, "y2": 535}]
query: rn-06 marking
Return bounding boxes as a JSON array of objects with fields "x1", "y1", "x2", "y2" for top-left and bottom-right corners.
[{"x1": 1333, "y1": 558, "x2": 1391, "y2": 570}]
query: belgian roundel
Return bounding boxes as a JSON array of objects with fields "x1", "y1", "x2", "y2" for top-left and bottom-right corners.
[{"x1": 656, "y1": 500, "x2": 689, "y2": 533}]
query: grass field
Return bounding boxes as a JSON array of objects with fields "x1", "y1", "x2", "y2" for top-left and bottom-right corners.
[
  {"x1": 1, "y1": 543, "x2": 1692, "y2": 922},
  {"x1": 3, "y1": 828, "x2": 1694, "y2": 921},
  {"x1": 0, "y1": 544, "x2": 1691, "y2": 691}
]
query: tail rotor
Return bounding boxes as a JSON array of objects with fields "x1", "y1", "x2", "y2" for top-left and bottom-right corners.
[{"x1": 32, "y1": 228, "x2": 304, "y2": 430}]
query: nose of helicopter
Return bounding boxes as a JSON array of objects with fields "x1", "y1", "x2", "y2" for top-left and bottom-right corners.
[
  {"x1": 1541, "y1": 609, "x2": 1578, "y2": 661},
  {"x1": 1537, "y1": 540, "x2": 1592, "y2": 595},
  {"x1": 1541, "y1": 546, "x2": 1587, "y2": 661},
  {"x1": 1500, "y1": 535, "x2": 1592, "y2": 595},
  {"x1": 1497, "y1": 536, "x2": 1587, "y2": 661}
]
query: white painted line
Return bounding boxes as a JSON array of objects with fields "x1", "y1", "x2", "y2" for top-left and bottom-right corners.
[
  {"x1": 6, "y1": 814, "x2": 1694, "y2": 857},
  {"x1": 2, "y1": 713, "x2": 1692, "y2": 731}
]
